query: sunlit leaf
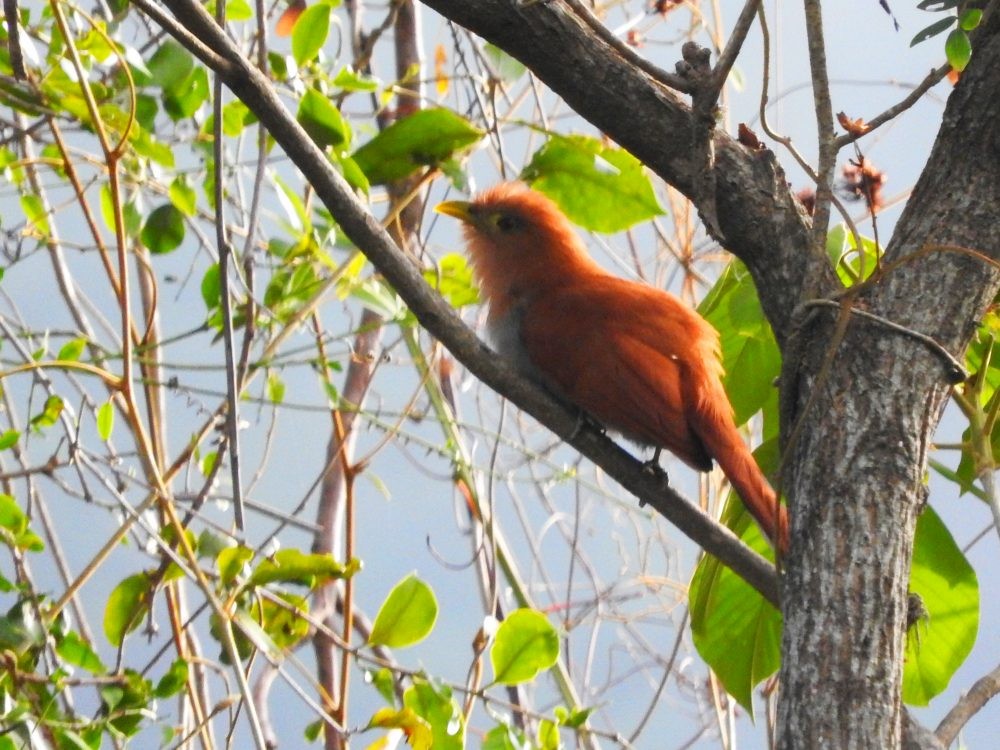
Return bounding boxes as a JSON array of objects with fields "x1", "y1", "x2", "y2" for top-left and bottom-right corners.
[
  {"x1": 521, "y1": 134, "x2": 663, "y2": 233},
  {"x1": 104, "y1": 573, "x2": 153, "y2": 645},
  {"x1": 490, "y1": 608, "x2": 559, "y2": 685},
  {"x1": 57, "y1": 337, "x2": 87, "y2": 362},
  {"x1": 945, "y1": 28, "x2": 972, "y2": 72},
  {"x1": 403, "y1": 679, "x2": 464, "y2": 750},
  {"x1": 291, "y1": 3, "x2": 331, "y2": 66},
  {"x1": 369, "y1": 573, "x2": 438, "y2": 648},
  {"x1": 351, "y1": 109, "x2": 484, "y2": 184},
  {"x1": 249, "y1": 549, "x2": 359, "y2": 588},
  {"x1": 97, "y1": 401, "x2": 114, "y2": 441}
]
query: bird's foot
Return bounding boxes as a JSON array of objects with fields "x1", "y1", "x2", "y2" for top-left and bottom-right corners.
[
  {"x1": 641, "y1": 448, "x2": 666, "y2": 476},
  {"x1": 568, "y1": 410, "x2": 605, "y2": 441}
]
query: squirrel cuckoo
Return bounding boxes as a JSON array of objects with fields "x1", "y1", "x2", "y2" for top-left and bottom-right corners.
[{"x1": 436, "y1": 182, "x2": 788, "y2": 552}]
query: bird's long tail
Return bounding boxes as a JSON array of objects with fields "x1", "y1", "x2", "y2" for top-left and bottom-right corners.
[{"x1": 690, "y1": 391, "x2": 790, "y2": 554}]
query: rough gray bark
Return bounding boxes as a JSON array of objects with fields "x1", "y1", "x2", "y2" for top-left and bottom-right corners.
[{"x1": 421, "y1": 1, "x2": 1000, "y2": 748}]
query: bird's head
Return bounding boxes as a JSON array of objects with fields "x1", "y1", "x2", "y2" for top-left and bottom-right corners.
[{"x1": 435, "y1": 182, "x2": 596, "y2": 307}]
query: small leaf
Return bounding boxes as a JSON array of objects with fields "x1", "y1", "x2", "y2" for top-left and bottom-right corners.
[
  {"x1": 291, "y1": 3, "x2": 331, "y2": 66},
  {"x1": 0, "y1": 494, "x2": 43, "y2": 552},
  {"x1": 217, "y1": 545, "x2": 254, "y2": 585},
  {"x1": 141, "y1": 204, "x2": 185, "y2": 254},
  {"x1": 249, "y1": 549, "x2": 359, "y2": 588},
  {"x1": 368, "y1": 707, "x2": 433, "y2": 750},
  {"x1": 201, "y1": 263, "x2": 221, "y2": 310},
  {"x1": 267, "y1": 372, "x2": 286, "y2": 404},
  {"x1": 369, "y1": 573, "x2": 438, "y2": 648},
  {"x1": 424, "y1": 253, "x2": 480, "y2": 308},
  {"x1": 104, "y1": 573, "x2": 153, "y2": 645},
  {"x1": 57, "y1": 631, "x2": 107, "y2": 674},
  {"x1": 490, "y1": 608, "x2": 559, "y2": 685},
  {"x1": 910, "y1": 16, "x2": 956, "y2": 46},
  {"x1": 403, "y1": 679, "x2": 464, "y2": 750},
  {"x1": 297, "y1": 88, "x2": 350, "y2": 149},
  {"x1": 154, "y1": 658, "x2": 189, "y2": 698},
  {"x1": 0, "y1": 430, "x2": 20, "y2": 450},
  {"x1": 351, "y1": 109, "x2": 484, "y2": 185},
  {"x1": 334, "y1": 66, "x2": 379, "y2": 92},
  {"x1": 959, "y1": 8, "x2": 983, "y2": 31},
  {"x1": 276, "y1": 0, "x2": 306, "y2": 37},
  {"x1": 483, "y1": 43, "x2": 527, "y2": 83},
  {"x1": 57, "y1": 337, "x2": 87, "y2": 362},
  {"x1": 30, "y1": 395, "x2": 64, "y2": 431},
  {"x1": 169, "y1": 176, "x2": 198, "y2": 216},
  {"x1": 96, "y1": 401, "x2": 114, "y2": 441},
  {"x1": 21, "y1": 194, "x2": 49, "y2": 236},
  {"x1": 945, "y1": 28, "x2": 972, "y2": 72}
]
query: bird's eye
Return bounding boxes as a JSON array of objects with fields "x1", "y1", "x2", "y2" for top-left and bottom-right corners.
[{"x1": 494, "y1": 214, "x2": 520, "y2": 232}]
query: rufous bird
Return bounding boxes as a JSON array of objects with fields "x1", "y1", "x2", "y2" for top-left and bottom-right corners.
[{"x1": 436, "y1": 182, "x2": 789, "y2": 552}]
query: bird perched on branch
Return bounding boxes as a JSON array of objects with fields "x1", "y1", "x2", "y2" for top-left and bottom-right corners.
[{"x1": 436, "y1": 182, "x2": 788, "y2": 552}]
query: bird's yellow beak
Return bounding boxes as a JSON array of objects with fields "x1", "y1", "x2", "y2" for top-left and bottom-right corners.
[{"x1": 434, "y1": 200, "x2": 474, "y2": 223}]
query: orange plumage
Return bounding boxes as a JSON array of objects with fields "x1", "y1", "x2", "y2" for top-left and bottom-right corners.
[{"x1": 436, "y1": 182, "x2": 788, "y2": 552}]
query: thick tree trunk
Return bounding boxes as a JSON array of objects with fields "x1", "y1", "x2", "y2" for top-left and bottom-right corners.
[{"x1": 777, "y1": 12, "x2": 1000, "y2": 746}]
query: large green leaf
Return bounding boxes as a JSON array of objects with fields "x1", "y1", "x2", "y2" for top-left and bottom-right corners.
[
  {"x1": 902, "y1": 507, "x2": 979, "y2": 705},
  {"x1": 520, "y1": 134, "x2": 664, "y2": 233},
  {"x1": 689, "y1": 452, "x2": 781, "y2": 716},
  {"x1": 490, "y1": 608, "x2": 559, "y2": 685},
  {"x1": 351, "y1": 109, "x2": 483, "y2": 184},
  {"x1": 368, "y1": 573, "x2": 438, "y2": 648},
  {"x1": 698, "y1": 261, "x2": 780, "y2": 427}
]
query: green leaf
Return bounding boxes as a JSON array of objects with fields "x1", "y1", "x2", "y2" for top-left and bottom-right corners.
[
  {"x1": 0, "y1": 494, "x2": 44, "y2": 552},
  {"x1": 201, "y1": 263, "x2": 221, "y2": 310},
  {"x1": 267, "y1": 372, "x2": 286, "y2": 404},
  {"x1": 141, "y1": 204, "x2": 185, "y2": 254},
  {"x1": 291, "y1": 3, "x2": 331, "y2": 66},
  {"x1": 483, "y1": 43, "x2": 527, "y2": 83},
  {"x1": 902, "y1": 507, "x2": 979, "y2": 705},
  {"x1": 221, "y1": 99, "x2": 256, "y2": 137},
  {"x1": 490, "y1": 608, "x2": 559, "y2": 685},
  {"x1": 147, "y1": 41, "x2": 194, "y2": 92},
  {"x1": 521, "y1": 134, "x2": 664, "y2": 233},
  {"x1": 217, "y1": 545, "x2": 254, "y2": 585},
  {"x1": 698, "y1": 261, "x2": 780, "y2": 426},
  {"x1": 959, "y1": 8, "x2": 983, "y2": 31},
  {"x1": 57, "y1": 631, "x2": 107, "y2": 674},
  {"x1": 169, "y1": 176, "x2": 198, "y2": 216},
  {"x1": 297, "y1": 88, "x2": 350, "y2": 149},
  {"x1": 945, "y1": 28, "x2": 972, "y2": 71},
  {"x1": 351, "y1": 109, "x2": 484, "y2": 185},
  {"x1": 368, "y1": 707, "x2": 433, "y2": 750},
  {"x1": 334, "y1": 66, "x2": 380, "y2": 92},
  {"x1": 21, "y1": 194, "x2": 49, "y2": 236},
  {"x1": 104, "y1": 573, "x2": 153, "y2": 645},
  {"x1": 689, "y1": 485, "x2": 781, "y2": 716},
  {"x1": 30, "y1": 395, "x2": 64, "y2": 431},
  {"x1": 424, "y1": 253, "x2": 480, "y2": 308},
  {"x1": 910, "y1": 16, "x2": 956, "y2": 46},
  {"x1": 0, "y1": 430, "x2": 20, "y2": 450},
  {"x1": 57, "y1": 337, "x2": 87, "y2": 362},
  {"x1": 249, "y1": 549, "x2": 359, "y2": 588},
  {"x1": 369, "y1": 573, "x2": 438, "y2": 648},
  {"x1": 154, "y1": 658, "x2": 189, "y2": 698},
  {"x1": 403, "y1": 679, "x2": 464, "y2": 750},
  {"x1": 96, "y1": 401, "x2": 114, "y2": 441}
]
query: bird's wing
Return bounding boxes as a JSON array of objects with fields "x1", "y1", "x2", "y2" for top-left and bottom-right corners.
[{"x1": 518, "y1": 278, "x2": 715, "y2": 470}]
